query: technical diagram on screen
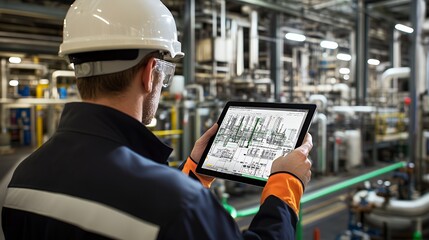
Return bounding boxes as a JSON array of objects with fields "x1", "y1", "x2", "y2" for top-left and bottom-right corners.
[{"x1": 196, "y1": 101, "x2": 316, "y2": 187}]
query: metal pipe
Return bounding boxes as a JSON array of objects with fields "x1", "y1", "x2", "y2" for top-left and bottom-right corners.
[
  {"x1": 49, "y1": 70, "x2": 75, "y2": 100},
  {"x1": 270, "y1": 14, "x2": 283, "y2": 101},
  {"x1": 219, "y1": 0, "x2": 226, "y2": 40},
  {"x1": 333, "y1": 130, "x2": 344, "y2": 173},
  {"x1": 355, "y1": 0, "x2": 369, "y2": 105},
  {"x1": 1, "y1": 59, "x2": 7, "y2": 134},
  {"x1": 300, "y1": 49, "x2": 310, "y2": 85},
  {"x1": 333, "y1": 83, "x2": 350, "y2": 105},
  {"x1": 0, "y1": 2, "x2": 66, "y2": 20},
  {"x1": 184, "y1": 84, "x2": 204, "y2": 103},
  {"x1": 211, "y1": 1, "x2": 217, "y2": 98},
  {"x1": 302, "y1": 162, "x2": 406, "y2": 203},
  {"x1": 46, "y1": 70, "x2": 75, "y2": 140},
  {"x1": 353, "y1": 191, "x2": 429, "y2": 217},
  {"x1": 0, "y1": 59, "x2": 6, "y2": 100},
  {"x1": 224, "y1": 161, "x2": 406, "y2": 217},
  {"x1": 295, "y1": 84, "x2": 350, "y2": 105},
  {"x1": 183, "y1": 0, "x2": 196, "y2": 84},
  {"x1": 229, "y1": 0, "x2": 353, "y2": 29},
  {"x1": 316, "y1": 113, "x2": 327, "y2": 175},
  {"x1": 409, "y1": 0, "x2": 424, "y2": 165},
  {"x1": 411, "y1": 0, "x2": 426, "y2": 192},
  {"x1": 311, "y1": 0, "x2": 351, "y2": 10},
  {"x1": 380, "y1": 67, "x2": 410, "y2": 90},
  {"x1": 236, "y1": 26, "x2": 244, "y2": 76},
  {"x1": 393, "y1": 30, "x2": 401, "y2": 91},
  {"x1": 309, "y1": 94, "x2": 328, "y2": 111},
  {"x1": 249, "y1": 10, "x2": 258, "y2": 71}
]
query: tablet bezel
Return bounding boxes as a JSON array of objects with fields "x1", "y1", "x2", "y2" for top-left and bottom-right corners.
[{"x1": 196, "y1": 101, "x2": 317, "y2": 187}]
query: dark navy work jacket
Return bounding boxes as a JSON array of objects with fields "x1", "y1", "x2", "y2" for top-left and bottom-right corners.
[{"x1": 2, "y1": 102, "x2": 297, "y2": 239}]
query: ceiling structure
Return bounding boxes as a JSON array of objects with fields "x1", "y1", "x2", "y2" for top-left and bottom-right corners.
[{"x1": 0, "y1": 0, "x2": 423, "y2": 63}]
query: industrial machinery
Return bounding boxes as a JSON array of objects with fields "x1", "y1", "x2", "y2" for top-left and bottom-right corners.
[
  {"x1": 342, "y1": 162, "x2": 429, "y2": 239},
  {"x1": 1, "y1": 1, "x2": 428, "y2": 239}
]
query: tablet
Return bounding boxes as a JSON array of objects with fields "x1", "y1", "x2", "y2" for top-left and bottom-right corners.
[{"x1": 196, "y1": 101, "x2": 316, "y2": 187}]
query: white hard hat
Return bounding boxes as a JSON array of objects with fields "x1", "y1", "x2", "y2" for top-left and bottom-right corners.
[{"x1": 59, "y1": 0, "x2": 184, "y2": 60}]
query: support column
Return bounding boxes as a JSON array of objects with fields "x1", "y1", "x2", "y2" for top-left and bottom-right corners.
[
  {"x1": 182, "y1": 0, "x2": 196, "y2": 161},
  {"x1": 183, "y1": 0, "x2": 195, "y2": 84},
  {"x1": 409, "y1": 0, "x2": 425, "y2": 183},
  {"x1": 270, "y1": 14, "x2": 284, "y2": 101},
  {"x1": 1, "y1": 59, "x2": 7, "y2": 134},
  {"x1": 354, "y1": 0, "x2": 368, "y2": 105}
]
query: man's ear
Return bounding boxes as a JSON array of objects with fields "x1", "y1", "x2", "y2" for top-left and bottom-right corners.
[{"x1": 142, "y1": 57, "x2": 157, "y2": 93}]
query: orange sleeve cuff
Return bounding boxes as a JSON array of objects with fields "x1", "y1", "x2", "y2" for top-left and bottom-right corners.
[
  {"x1": 260, "y1": 172, "x2": 304, "y2": 216},
  {"x1": 181, "y1": 157, "x2": 215, "y2": 188}
]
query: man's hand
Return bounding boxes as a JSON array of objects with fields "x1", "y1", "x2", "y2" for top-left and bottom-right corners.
[
  {"x1": 271, "y1": 133, "x2": 313, "y2": 188},
  {"x1": 190, "y1": 124, "x2": 218, "y2": 163}
]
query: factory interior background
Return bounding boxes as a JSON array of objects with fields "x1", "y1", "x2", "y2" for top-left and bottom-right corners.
[{"x1": 1, "y1": 0, "x2": 429, "y2": 239}]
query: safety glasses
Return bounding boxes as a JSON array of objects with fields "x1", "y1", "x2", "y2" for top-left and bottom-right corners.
[{"x1": 153, "y1": 58, "x2": 176, "y2": 88}]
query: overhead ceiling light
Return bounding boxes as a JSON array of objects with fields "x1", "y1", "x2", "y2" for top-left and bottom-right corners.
[
  {"x1": 336, "y1": 53, "x2": 352, "y2": 61},
  {"x1": 320, "y1": 40, "x2": 338, "y2": 49},
  {"x1": 9, "y1": 79, "x2": 19, "y2": 86},
  {"x1": 367, "y1": 59, "x2": 380, "y2": 66},
  {"x1": 9, "y1": 57, "x2": 21, "y2": 64},
  {"x1": 395, "y1": 24, "x2": 414, "y2": 34},
  {"x1": 339, "y1": 68, "x2": 350, "y2": 75},
  {"x1": 285, "y1": 32, "x2": 306, "y2": 42},
  {"x1": 343, "y1": 75, "x2": 350, "y2": 80}
]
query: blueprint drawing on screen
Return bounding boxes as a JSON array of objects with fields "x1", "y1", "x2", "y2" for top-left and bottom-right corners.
[{"x1": 202, "y1": 106, "x2": 308, "y2": 180}]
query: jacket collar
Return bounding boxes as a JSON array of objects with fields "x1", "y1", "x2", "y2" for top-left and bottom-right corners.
[{"x1": 58, "y1": 102, "x2": 173, "y2": 164}]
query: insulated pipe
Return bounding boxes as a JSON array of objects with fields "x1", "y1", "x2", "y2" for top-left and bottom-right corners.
[
  {"x1": 316, "y1": 113, "x2": 327, "y2": 174},
  {"x1": 393, "y1": 30, "x2": 400, "y2": 92},
  {"x1": 309, "y1": 94, "x2": 328, "y2": 111},
  {"x1": 219, "y1": 0, "x2": 226, "y2": 40},
  {"x1": 331, "y1": 105, "x2": 355, "y2": 118},
  {"x1": 46, "y1": 70, "x2": 75, "y2": 139},
  {"x1": 332, "y1": 83, "x2": 350, "y2": 105},
  {"x1": 300, "y1": 49, "x2": 310, "y2": 85},
  {"x1": 294, "y1": 84, "x2": 350, "y2": 106},
  {"x1": 184, "y1": 84, "x2": 205, "y2": 143},
  {"x1": 50, "y1": 70, "x2": 75, "y2": 99},
  {"x1": 380, "y1": 67, "x2": 410, "y2": 90},
  {"x1": 353, "y1": 190, "x2": 429, "y2": 217},
  {"x1": 184, "y1": 84, "x2": 204, "y2": 103},
  {"x1": 236, "y1": 26, "x2": 244, "y2": 76},
  {"x1": 230, "y1": 19, "x2": 238, "y2": 77},
  {"x1": 249, "y1": 9, "x2": 258, "y2": 70}
]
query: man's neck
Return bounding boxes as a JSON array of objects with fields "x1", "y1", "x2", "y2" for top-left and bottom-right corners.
[{"x1": 83, "y1": 95, "x2": 143, "y2": 122}]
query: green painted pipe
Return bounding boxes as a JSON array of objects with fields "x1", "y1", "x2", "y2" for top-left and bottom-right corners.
[
  {"x1": 223, "y1": 161, "x2": 406, "y2": 239},
  {"x1": 301, "y1": 161, "x2": 406, "y2": 204}
]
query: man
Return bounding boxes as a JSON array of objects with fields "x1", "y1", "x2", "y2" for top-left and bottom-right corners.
[{"x1": 2, "y1": 0, "x2": 312, "y2": 239}]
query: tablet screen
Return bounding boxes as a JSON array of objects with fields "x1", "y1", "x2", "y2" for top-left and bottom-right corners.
[{"x1": 200, "y1": 105, "x2": 310, "y2": 182}]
